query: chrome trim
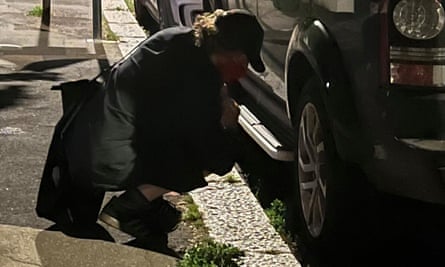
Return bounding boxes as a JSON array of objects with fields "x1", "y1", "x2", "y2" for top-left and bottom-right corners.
[
  {"x1": 238, "y1": 105, "x2": 295, "y2": 162},
  {"x1": 398, "y1": 138, "x2": 445, "y2": 152},
  {"x1": 390, "y1": 46, "x2": 445, "y2": 62},
  {"x1": 0, "y1": 44, "x2": 22, "y2": 51}
]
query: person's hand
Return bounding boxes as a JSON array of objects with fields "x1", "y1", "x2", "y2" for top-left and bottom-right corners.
[{"x1": 220, "y1": 84, "x2": 240, "y2": 130}]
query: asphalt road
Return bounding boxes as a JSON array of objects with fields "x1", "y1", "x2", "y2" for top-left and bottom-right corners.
[
  {"x1": 0, "y1": 0, "x2": 207, "y2": 258},
  {"x1": 0, "y1": 0, "x2": 119, "y2": 229}
]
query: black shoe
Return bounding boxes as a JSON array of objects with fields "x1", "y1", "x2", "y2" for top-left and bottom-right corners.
[
  {"x1": 99, "y1": 189, "x2": 155, "y2": 238},
  {"x1": 99, "y1": 189, "x2": 182, "y2": 238},
  {"x1": 144, "y1": 197, "x2": 182, "y2": 233}
]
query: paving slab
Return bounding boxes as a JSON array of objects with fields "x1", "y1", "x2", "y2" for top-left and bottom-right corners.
[
  {"x1": 107, "y1": 23, "x2": 146, "y2": 38},
  {"x1": 104, "y1": 10, "x2": 138, "y2": 24},
  {"x1": 103, "y1": 0, "x2": 129, "y2": 11},
  {"x1": 0, "y1": 224, "x2": 178, "y2": 267}
]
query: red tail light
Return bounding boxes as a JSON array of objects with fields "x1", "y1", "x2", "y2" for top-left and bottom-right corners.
[
  {"x1": 390, "y1": 63, "x2": 435, "y2": 86},
  {"x1": 382, "y1": 0, "x2": 445, "y2": 88}
]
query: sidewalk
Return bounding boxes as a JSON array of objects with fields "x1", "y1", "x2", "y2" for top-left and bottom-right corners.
[
  {"x1": 0, "y1": 224, "x2": 177, "y2": 266},
  {"x1": 0, "y1": 0, "x2": 300, "y2": 266},
  {"x1": 1, "y1": 0, "x2": 177, "y2": 266}
]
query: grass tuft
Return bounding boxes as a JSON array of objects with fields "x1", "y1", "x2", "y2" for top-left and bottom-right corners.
[
  {"x1": 102, "y1": 18, "x2": 119, "y2": 41},
  {"x1": 223, "y1": 173, "x2": 241, "y2": 184},
  {"x1": 27, "y1": 5, "x2": 43, "y2": 17},
  {"x1": 264, "y1": 198, "x2": 297, "y2": 253},
  {"x1": 124, "y1": 0, "x2": 135, "y2": 15},
  {"x1": 264, "y1": 199, "x2": 287, "y2": 235},
  {"x1": 182, "y1": 194, "x2": 205, "y2": 228},
  {"x1": 178, "y1": 239, "x2": 244, "y2": 267}
]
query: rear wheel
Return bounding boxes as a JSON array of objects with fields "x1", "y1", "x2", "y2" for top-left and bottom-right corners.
[
  {"x1": 290, "y1": 77, "x2": 332, "y2": 248},
  {"x1": 297, "y1": 101, "x2": 327, "y2": 239},
  {"x1": 287, "y1": 77, "x2": 371, "y2": 258},
  {"x1": 134, "y1": 0, "x2": 160, "y2": 34}
]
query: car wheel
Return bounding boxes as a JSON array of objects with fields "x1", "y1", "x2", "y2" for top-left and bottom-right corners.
[
  {"x1": 287, "y1": 76, "x2": 369, "y2": 254},
  {"x1": 134, "y1": 0, "x2": 160, "y2": 34}
]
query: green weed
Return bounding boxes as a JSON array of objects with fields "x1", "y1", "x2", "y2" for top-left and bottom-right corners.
[
  {"x1": 178, "y1": 239, "x2": 244, "y2": 267},
  {"x1": 27, "y1": 5, "x2": 43, "y2": 17},
  {"x1": 182, "y1": 194, "x2": 205, "y2": 228},
  {"x1": 264, "y1": 198, "x2": 297, "y2": 253},
  {"x1": 223, "y1": 174, "x2": 240, "y2": 184},
  {"x1": 102, "y1": 18, "x2": 119, "y2": 41},
  {"x1": 264, "y1": 199, "x2": 287, "y2": 235},
  {"x1": 124, "y1": 0, "x2": 135, "y2": 14}
]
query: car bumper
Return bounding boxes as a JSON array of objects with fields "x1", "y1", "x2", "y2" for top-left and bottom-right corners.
[
  {"x1": 358, "y1": 86, "x2": 445, "y2": 205},
  {"x1": 363, "y1": 139, "x2": 445, "y2": 205}
]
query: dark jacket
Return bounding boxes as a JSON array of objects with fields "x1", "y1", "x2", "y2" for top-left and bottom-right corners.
[
  {"x1": 36, "y1": 27, "x2": 239, "y2": 223},
  {"x1": 66, "y1": 27, "x2": 233, "y2": 192}
]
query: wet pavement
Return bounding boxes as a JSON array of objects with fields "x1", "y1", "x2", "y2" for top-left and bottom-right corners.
[{"x1": 0, "y1": 0, "x2": 178, "y2": 265}]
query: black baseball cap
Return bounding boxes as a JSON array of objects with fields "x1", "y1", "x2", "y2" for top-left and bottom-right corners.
[{"x1": 214, "y1": 9, "x2": 265, "y2": 73}]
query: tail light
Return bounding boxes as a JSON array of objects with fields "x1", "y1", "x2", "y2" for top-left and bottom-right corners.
[
  {"x1": 383, "y1": 0, "x2": 445, "y2": 88},
  {"x1": 390, "y1": 47, "x2": 445, "y2": 87}
]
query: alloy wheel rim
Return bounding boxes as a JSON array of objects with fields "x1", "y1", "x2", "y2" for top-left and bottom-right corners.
[{"x1": 297, "y1": 103, "x2": 327, "y2": 238}]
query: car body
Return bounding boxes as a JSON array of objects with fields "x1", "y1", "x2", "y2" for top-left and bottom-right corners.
[
  {"x1": 207, "y1": 0, "x2": 445, "y2": 249},
  {"x1": 133, "y1": 0, "x2": 203, "y2": 32}
]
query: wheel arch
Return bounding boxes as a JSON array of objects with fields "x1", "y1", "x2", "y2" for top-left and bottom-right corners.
[
  {"x1": 287, "y1": 51, "x2": 316, "y2": 126},
  {"x1": 285, "y1": 19, "x2": 368, "y2": 163}
]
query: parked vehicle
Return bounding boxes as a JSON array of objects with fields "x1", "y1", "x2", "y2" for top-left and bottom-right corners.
[
  {"x1": 134, "y1": 0, "x2": 203, "y2": 33},
  {"x1": 205, "y1": 0, "x2": 445, "y2": 250}
]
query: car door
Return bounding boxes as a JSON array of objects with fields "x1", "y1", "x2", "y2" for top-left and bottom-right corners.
[{"x1": 256, "y1": 0, "x2": 302, "y2": 100}]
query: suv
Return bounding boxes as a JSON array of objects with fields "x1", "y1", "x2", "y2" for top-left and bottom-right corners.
[
  {"x1": 134, "y1": 0, "x2": 203, "y2": 32},
  {"x1": 209, "y1": 0, "x2": 445, "y2": 250}
]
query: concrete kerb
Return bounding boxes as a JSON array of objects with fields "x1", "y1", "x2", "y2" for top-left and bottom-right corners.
[
  {"x1": 103, "y1": 0, "x2": 129, "y2": 11},
  {"x1": 102, "y1": 0, "x2": 146, "y2": 55},
  {"x1": 190, "y1": 170, "x2": 301, "y2": 267}
]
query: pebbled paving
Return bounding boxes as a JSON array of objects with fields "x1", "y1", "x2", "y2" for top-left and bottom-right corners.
[{"x1": 191, "y1": 169, "x2": 300, "y2": 267}]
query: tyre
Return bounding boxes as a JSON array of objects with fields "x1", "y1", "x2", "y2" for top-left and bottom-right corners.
[
  {"x1": 134, "y1": 0, "x2": 160, "y2": 34},
  {"x1": 286, "y1": 76, "x2": 370, "y2": 257}
]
